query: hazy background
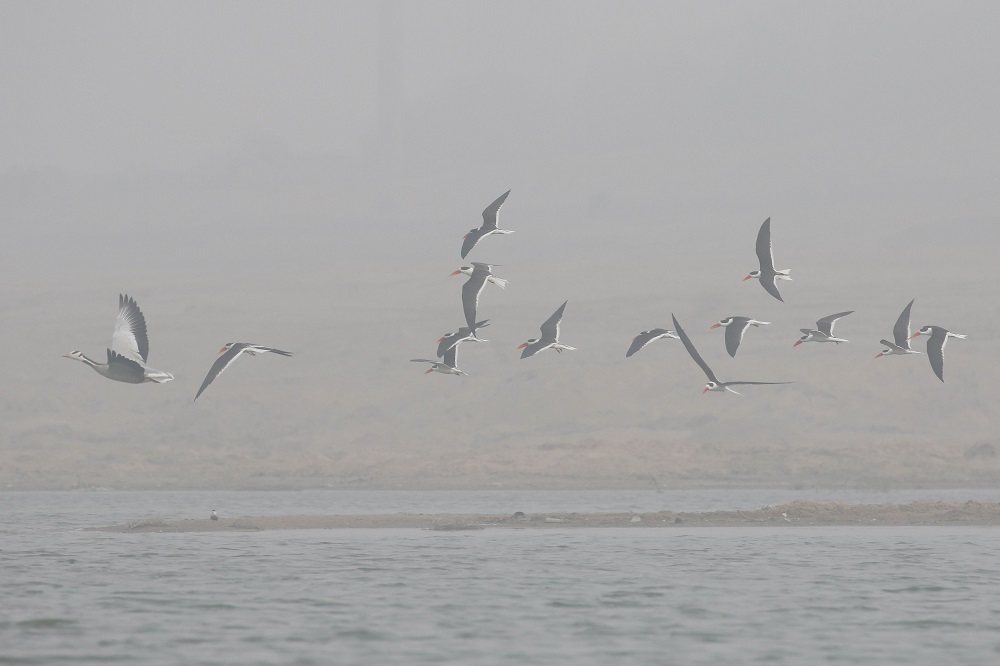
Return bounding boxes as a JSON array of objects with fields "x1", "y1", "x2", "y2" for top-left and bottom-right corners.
[{"x1": 2, "y1": 1, "x2": 998, "y2": 490}]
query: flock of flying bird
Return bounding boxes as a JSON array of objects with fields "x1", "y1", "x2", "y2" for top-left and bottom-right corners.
[
  {"x1": 63, "y1": 191, "x2": 968, "y2": 397},
  {"x1": 411, "y1": 193, "x2": 968, "y2": 391}
]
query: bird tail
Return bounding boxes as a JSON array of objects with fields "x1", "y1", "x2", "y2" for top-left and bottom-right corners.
[
  {"x1": 951, "y1": 333, "x2": 968, "y2": 339},
  {"x1": 776, "y1": 269, "x2": 792, "y2": 280},
  {"x1": 145, "y1": 369, "x2": 175, "y2": 383},
  {"x1": 488, "y1": 276, "x2": 508, "y2": 289}
]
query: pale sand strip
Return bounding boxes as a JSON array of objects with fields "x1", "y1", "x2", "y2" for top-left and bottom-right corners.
[{"x1": 94, "y1": 501, "x2": 1000, "y2": 533}]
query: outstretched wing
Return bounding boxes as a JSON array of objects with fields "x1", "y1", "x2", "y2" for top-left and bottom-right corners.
[
  {"x1": 817, "y1": 311, "x2": 854, "y2": 336},
  {"x1": 443, "y1": 344, "x2": 459, "y2": 369},
  {"x1": 758, "y1": 274, "x2": 784, "y2": 302},
  {"x1": 253, "y1": 346, "x2": 292, "y2": 357},
  {"x1": 626, "y1": 328, "x2": 672, "y2": 358},
  {"x1": 892, "y1": 299, "x2": 915, "y2": 348},
  {"x1": 111, "y1": 294, "x2": 150, "y2": 363},
  {"x1": 926, "y1": 328, "x2": 948, "y2": 382},
  {"x1": 481, "y1": 189, "x2": 511, "y2": 230},
  {"x1": 461, "y1": 228, "x2": 484, "y2": 259},
  {"x1": 540, "y1": 301, "x2": 568, "y2": 341},
  {"x1": 725, "y1": 381, "x2": 792, "y2": 387},
  {"x1": 724, "y1": 319, "x2": 750, "y2": 358},
  {"x1": 461, "y1": 273, "x2": 488, "y2": 331},
  {"x1": 755, "y1": 217, "x2": 775, "y2": 273},
  {"x1": 672, "y1": 314, "x2": 719, "y2": 384},
  {"x1": 194, "y1": 344, "x2": 248, "y2": 401}
]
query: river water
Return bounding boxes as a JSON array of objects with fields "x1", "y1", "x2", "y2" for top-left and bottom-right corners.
[{"x1": 2, "y1": 489, "x2": 1000, "y2": 664}]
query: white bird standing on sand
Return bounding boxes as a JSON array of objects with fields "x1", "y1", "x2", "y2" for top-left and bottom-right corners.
[
  {"x1": 743, "y1": 217, "x2": 792, "y2": 302},
  {"x1": 412, "y1": 343, "x2": 467, "y2": 376},
  {"x1": 210, "y1": 510, "x2": 219, "y2": 521},
  {"x1": 450, "y1": 262, "x2": 507, "y2": 332},
  {"x1": 461, "y1": 190, "x2": 513, "y2": 258},
  {"x1": 518, "y1": 301, "x2": 576, "y2": 359},
  {"x1": 625, "y1": 328, "x2": 678, "y2": 358},
  {"x1": 63, "y1": 294, "x2": 174, "y2": 384},
  {"x1": 708, "y1": 316, "x2": 770, "y2": 358},
  {"x1": 794, "y1": 311, "x2": 854, "y2": 347},
  {"x1": 194, "y1": 343, "x2": 292, "y2": 401},
  {"x1": 875, "y1": 299, "x2": 921, "y2": 358},
  {"x1": 673, "y1": 314, "x2": 790, "y2": 394},
  {"x1": 909, "y1": 325, "x2": 967, "y2": 382}
]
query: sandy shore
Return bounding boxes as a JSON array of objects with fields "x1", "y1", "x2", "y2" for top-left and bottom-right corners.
[{"x1": 94, "y1": 500, "x2": 1000, "y2": 533}]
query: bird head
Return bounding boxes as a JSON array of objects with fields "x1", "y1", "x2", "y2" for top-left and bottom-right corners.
[
  {"x1": 702, "y1": 381, "x2": 719, "y2": 394},
  {"x1": 743, "y1": 271, "x2": 760, "y2": 281}
]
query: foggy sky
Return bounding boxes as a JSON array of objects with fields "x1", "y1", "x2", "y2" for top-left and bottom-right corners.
[{"x1": 2, "y1": 1, "x2": 999, "y2": 489}]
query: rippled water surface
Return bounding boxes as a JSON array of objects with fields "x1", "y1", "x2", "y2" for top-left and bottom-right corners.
[{"x1": 3, "y1": 489, "x2": 1000, "y2": 664}]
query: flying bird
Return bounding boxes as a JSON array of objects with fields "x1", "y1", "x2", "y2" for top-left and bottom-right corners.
[
  {"x1": 743, "y1": 217, "x2": 791, "y2": 302},
  {"x1": 875, "y1": 299, "x2": 921, "y2": 358},
  {"x1": 794, "y1": 311, "x2": 854, "y2": 347},
  {"x1": 194, "y1": 343, "x2": 292, "y2": 401},
  {"x1": 63, "y1": 294, "x2": 174, "y2": 384},
  {"x1": 518, "y1": 300, "x2": 576, "y2": 359},
  {"x1": 673, "y1": 314, "x2": 790, "y2": 394},
  {"x1": 626, "y1": 328, "x2": 678, "y2": 358},
  {"x1": 450, "y1": 262, "x2": 507, "y2": 332},
  {"x1": 437, "y1": 320, "x2": 491, "y2": 358},
  {"x1": 909, "y1": 325, "x2": 967, "y2": 382},
  {"x1": 708, "y1": 316, "x2": 770, "y2": 358},
  {"x1": 412, "y1": 343, "x2": 467, "y2": 376},
  {"x1": 461, "y1": 189, "x2": 513, "y2": 258}
]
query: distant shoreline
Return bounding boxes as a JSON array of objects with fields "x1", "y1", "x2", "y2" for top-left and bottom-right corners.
[{"x1": 93, "y1": 500, "x2": 1000, "y2": 532}]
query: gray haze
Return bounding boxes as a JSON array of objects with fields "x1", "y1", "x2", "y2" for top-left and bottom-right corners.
[{"x1": 2, "y1": 1, "x2": 999, "y2": 489}]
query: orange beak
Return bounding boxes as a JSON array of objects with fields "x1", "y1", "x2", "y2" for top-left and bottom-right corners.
[
  {"x1": 701, "y1": 387, "x2": 710, "y2": 394},
  {"x1": 792, "y1": 340, "x2": 803, "y2": 348},
  {"x1": 218, "y1": 346, "x2": 227, "y2": 353},
  {"x1": 424, "y1": 368, "x2": 434, "y2": 375},
  {"x1": 741, "y1": 275, "x2": 752, "y2": 282},
  {"x1": 437, "y1": 337, "x2": 445, "y2": 343},
  {"x1": 449, "y1": 270, "x2": 461, "y2": 276},
  {"x1": 708, "y1": 323, "x2": 721, "y2": 330},
  {"x1": 516, "y1": 343, "x2": 528, "y2": 350},
  {"x1": 874, "y1": 352, "x2": 884, "y2": 358},
  {"x1": 908, "y1": 332, "x2": 920, "y2": 340}
]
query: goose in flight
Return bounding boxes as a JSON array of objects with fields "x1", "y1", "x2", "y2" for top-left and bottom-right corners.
[
  {"x1": 794, "y1": 311, "x2": 854, "y2": 347},
  {"x1": 875, "y1": 299, "x2": 921, "y2": 358},
  {"x1": 742, "y1": 217, "x2": 791, "y2": 302},
  {"x1": 461, "y1": 189, "x2": 513, "y2": 259},
  {"x1": 194, "y1": 343, "x2": 292, "y2": 401},
  {"x1": 708, "y1": 316, "x2": 770, "y2": 358},
  {"x1": 450, "y1": 263, "x2": 507, "y2": 333},
  {"x1": 625, "y1": 328, "x2": 679, "y2": 358},
  {"x1": 909, "y1": 325, "x2": 967, "y2": 382},
  {"x1": 63, "y1": 294, "x2": 174, "y2": 384},
  {"x1": 518, "y1": 300, "x2": 576, "y2": 359},
  {"x1": 673, "y1": 314, "x2": 790, "y2": 394}
]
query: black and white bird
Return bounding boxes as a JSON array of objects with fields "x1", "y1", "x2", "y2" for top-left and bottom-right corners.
[
  {"x1": 210, "y1": 510, "x2": 219, "y2": 521},
  {"x1": 742, "y1": 217, "x2": 791, "y2": 302},
  {"x1": 909, "y1": 325, "x2": 967, "y2": 382},
  {"x1": 673, "y1": 315, "x2": 790, "y2": 394},
  {"x1": 437, "y1": 320, "x2": 491, "y2": 358},
  {"x1": 63, "y1": 294, "x2": 174, "y2": 384},
  {"x1": 708, "y1": 316, "x2": 770, "y2": 358},
  {"x1": 450, "y1": 263, "x2": 507, "y2": 332},
  {"x1": 625, "y1": 328, "x2": 679, "y2": 358},
  {"x1": 461, "y1": 189, "x2": 513, "y2": 258},
  {"x1": 518, "y1": 300, "x2": 576, "y2": 359},
  {"x1": 412, "y1": 344, "x2": 467, "y2": 376},
  {"x1": 794, "y1": 311, "x2": 854, "y2": 347},
  {"x1": 194, "y1": 343, "x2": 292, "y2": 401},
  {"x1": 875, "y1": 299, "x2": 921, "y2": 358}
]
